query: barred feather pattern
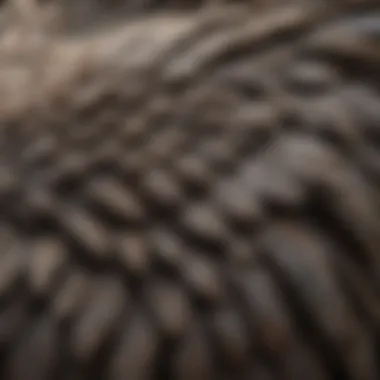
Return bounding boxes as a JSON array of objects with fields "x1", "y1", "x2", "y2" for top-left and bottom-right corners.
[{"x1": 0, "y1": 1, "x2": 380, "y2": 380}]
